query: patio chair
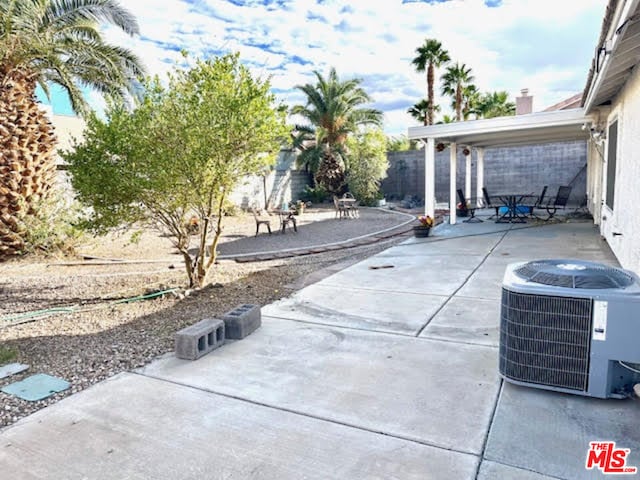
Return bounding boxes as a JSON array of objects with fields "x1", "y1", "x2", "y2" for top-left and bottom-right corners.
[
  {"x1": 251, "y1": 207, "x2": 272, "y2": 236},
  {"x1": 277, "y1": 210, "x2": 297, "y2": 233},
  {"x1": 543, "y1": 185, "x2": 572, "y2": 221},
  {"x1": 456, "y1": 188, "x2": 482, "y2": 222},
  {"x1": 333, "y1": 195, "x2": 348, "y2": 219},
  {"x1": 482, "y1": 187, "x2": 500, "y2": 219},
  {"x1": 456, "y1": 189, "x2": 469, "y2": 217},
  {"x1": 525, "y1": 185, "x2": 547, "y2": 216}
]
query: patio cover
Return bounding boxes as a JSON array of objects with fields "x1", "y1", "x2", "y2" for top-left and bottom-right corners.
[{"x1": 407, "y1": 108, "x2": 591, "y2": 224}]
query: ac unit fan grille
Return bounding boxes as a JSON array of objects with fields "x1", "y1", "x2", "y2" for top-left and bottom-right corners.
[
  {"x1": 514, "y1": 260, "x2": 633, "y2": 289},
  {"x1": 499, "y1": 289, "x2": 592, "y2": 391}
]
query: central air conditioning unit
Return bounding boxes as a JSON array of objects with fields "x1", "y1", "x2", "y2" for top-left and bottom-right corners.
[{"x1": 499, "y1": 259, "x2": 640, "y2": 398}]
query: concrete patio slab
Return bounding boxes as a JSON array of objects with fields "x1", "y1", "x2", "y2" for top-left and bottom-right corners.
[
  {"x1": 485, "y1": 383, "x2": 640, "y2": 480},
  {"x1": 0, "y1": 373, "x2": 479, "y2": 480},
  {"x1": 379, "y1": 232, "x2": 502, "y2": 257},
  {"x1": 262, "y1": 284, "x2": 446, "y2": 335},
  {"x1": 419, "y1": 296, "x2": 500, "y2": 346},
  {"x1": 141, "y1": 318, "x2": 500, "y2": 455},
  {"x1": 313, "y1": 251, "x2": 486, "y2": 296},
  {"x1": 477, "y1": 460, "x2": 559, "y2": 479},
  {"x1": 494, "y1": 223, "x2": 618, "y2": 264},
  {"x1": 455, "y1": 261, "x2": 508, "y2": 301}
]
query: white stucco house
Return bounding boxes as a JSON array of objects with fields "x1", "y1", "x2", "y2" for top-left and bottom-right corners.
[{"x1": 408, "y1": 0, "x2": 640, "y2": 276}]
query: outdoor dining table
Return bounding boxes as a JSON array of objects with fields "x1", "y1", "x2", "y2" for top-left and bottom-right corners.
[
  {"x1": 494, "y1": 193, "x2": 538, "y2": 224},
  {"x1": 338, "y1": 197, "x2": 357, "y2": 217}
]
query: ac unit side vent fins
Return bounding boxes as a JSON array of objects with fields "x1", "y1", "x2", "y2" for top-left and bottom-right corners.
[{"x1": 499, "y1": 289, "x2": 592, "y2": 391}]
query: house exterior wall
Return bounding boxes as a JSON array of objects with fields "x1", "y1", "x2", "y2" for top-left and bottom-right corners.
[
  {"x1": 599, "y1": 65, "x2": 640, "y2": 274},
  {"x1": 383, "y1": 141, "x2": 587, "y2": 204},
  {"x1": 586, "y1": 139, "x2": 603, "y2": 225},
  {"x1": 51, "y1": 114, "x2": 86, "y2": 158}
]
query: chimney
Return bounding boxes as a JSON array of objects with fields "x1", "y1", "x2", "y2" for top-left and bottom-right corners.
[{"x1": 516, "y1": 88, "x2": 533, "y2": 115}]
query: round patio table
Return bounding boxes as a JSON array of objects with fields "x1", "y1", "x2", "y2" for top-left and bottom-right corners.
[{"x1": 494, "y1": 193, "x2": 538, "y2": 223}]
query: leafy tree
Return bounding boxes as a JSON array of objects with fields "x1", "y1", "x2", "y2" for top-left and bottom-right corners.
[
  {"x1": 441, "y1": 62, "x2": 474, "y2": 121},
  {"x1": 411, "y1": 39, "x2": 450, "y2": 125},
  {"x1": 0, "y1": 0, "x2": 144, "y2": 257},
  {"x1": 386, "y1": 134, "x2": 420, "y2": 152},
  {"x1": 66, "y1": 54, "x2": 288, "y2": 288},
  {"x1": 345, "y1": 128, "x2": 389, "y2": 205},
  {"x1": 291, "y1": 68, "x2": 382, "y2": 194}
]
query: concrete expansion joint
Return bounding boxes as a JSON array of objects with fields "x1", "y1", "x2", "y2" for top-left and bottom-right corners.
[
  {"x1": 264, "y1": 313, "x2": 500, "y2": 348},
  {"x1": 415, "y1": 229, "x2": 511, "y2": 337},
  {"x1": 474, "y1": 379, "x2": 505, "y2": 480},
  {"x1": 132, "y1": 370, "x2": 479, "y2": 458}
]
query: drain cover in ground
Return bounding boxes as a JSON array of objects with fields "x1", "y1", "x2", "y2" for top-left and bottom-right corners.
[
  {"x1": 1, "y1": 373, "x2": 70, "y2": 401},
  {"x1": 0, "y1": 363, "x2": 29, "y2": 380}
]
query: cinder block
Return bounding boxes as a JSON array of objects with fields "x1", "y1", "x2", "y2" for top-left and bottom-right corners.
[
  {"x1": 175, "y1": 318, "x2": 225, "y2": 360},
  {"x1": 222, "y1": 304, "x2": 261, "y2": 339}
]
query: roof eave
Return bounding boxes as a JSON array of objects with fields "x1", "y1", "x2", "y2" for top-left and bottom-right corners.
[{"x1": 407, "y1": 109, "x2": 589, "y2": 142}]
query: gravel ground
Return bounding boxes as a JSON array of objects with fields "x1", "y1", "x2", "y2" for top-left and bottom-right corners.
[
  {"x1": 216, "y1": 206, "x2": 413, "y2": 256},
  {"x1": 0, "y1": 210, "x2": 411, "y2": 429}
]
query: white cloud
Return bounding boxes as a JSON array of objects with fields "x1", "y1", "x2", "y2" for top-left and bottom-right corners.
[{"x1": 86, "y1": 0, "x2": 609, "y2": 135}]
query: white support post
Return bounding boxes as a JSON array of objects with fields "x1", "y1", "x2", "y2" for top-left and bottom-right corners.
[
  {"x1": 449, "y1": 142, "x2": 457, "y2": 224},
  {"x1": 476, "y1": 148, "x2": 484, "y2": 207},
  {"x1": 465, "y1": 148, "x2": 472, "y2": 201},
  {"x1": 424, "y1": 138, "x2": 435, "y2": 218}
]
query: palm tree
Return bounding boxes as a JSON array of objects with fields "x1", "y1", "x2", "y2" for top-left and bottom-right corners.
[
  {"x1": 407, "y1": 99, "x2": 439, "y2": 126},
  {"x1": 441, "y1": 63, "x2": 474, "y2": 121},
  {"x1": 411, "y1": 39, "x2": 450, "y2": 125},
  {"x1": 436, "y1": 114, "x2": 456, "y2": 124},
  {"x1": 461, "y1": 84, "x2": 481, "y2": 120},
  {"x1": 0, "y1": 0, "x2": 144, "y2": 257},
  {"x1": 476, "y1": 91, "x2": 516, "y2": 119},
  {"x1": 291, "y1": 68, "x2": 382, "y2": 194}
]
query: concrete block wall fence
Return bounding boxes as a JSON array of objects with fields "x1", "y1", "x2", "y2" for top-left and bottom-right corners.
[{"x1": 382, "y1": 140, "x2": 587, "y2": 205}]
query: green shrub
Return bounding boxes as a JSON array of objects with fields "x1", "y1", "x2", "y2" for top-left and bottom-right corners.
[
  {"x1": 0, "y1": 346, "x2": 17, "y2": 365},
  {"x1": 300, "y1": 184, "x2": 328, "y2": 203},
  {"x1": 21, "y1": 188, "x2": 84, "y2": 256},
  {"x1": 345, "y1": 128, "x2": 389, "y2": 205}
]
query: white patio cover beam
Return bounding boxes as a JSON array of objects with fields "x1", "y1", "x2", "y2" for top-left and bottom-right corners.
[
  {"x1": 465, "y1": 149, "x2": 471, "y2": 201},
  {"x1": 476, "y1": 148, "x2": 484, "y2": 207},
  {"x1": 424, "y1": 138, "x2": 435, "y2": 218},
  {"x1": 449, "y1": 142, "x2": 457, "y2": 225}
]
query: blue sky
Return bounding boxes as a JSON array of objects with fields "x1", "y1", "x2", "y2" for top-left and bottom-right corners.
[{"x1": 41, "y1": 0, "x2": 607, "y2": 135}]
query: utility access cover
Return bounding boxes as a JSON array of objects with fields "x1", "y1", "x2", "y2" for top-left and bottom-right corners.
[
  {"x1": 1, "y1": 373, "x2": 70, "y2": 401},
  {"x1": 0, "y1": 363, "x2": 29, "y2": 380}
]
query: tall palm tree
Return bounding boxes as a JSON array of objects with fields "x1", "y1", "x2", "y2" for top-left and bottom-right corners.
[
  {"x1": 411, "y1": 39, "x2": 450, "y2": 125},
  {"x1": 407, "y1": 99, "x2": 440, "y2": 126},
  {"x1": 0, "y1": 0, "x2": 144, "y2": 257},
  {"x1": 441, "y1": 63, "x2": 474, "y2": 121},
  {"x1": 476, "y1": 91, "x2": 516, "y2": 119},
  {"x1": 291, "y1": 68, "x2": 382, "y2": 194}
]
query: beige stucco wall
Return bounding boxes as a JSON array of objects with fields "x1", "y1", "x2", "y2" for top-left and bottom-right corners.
[
  {"x1": 586, "y1": 136, "x2": 603, "y2": 225},
  {"x1": 599, "y1": 65, "x2": 640, "y2": 275},
  {"x1": 50, "y1": 113, "x2": 86, "y2": 159}
]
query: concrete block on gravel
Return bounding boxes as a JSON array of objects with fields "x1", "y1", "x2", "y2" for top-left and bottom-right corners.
[
  {"x1": 222, "y1": 304, "x2": 261, "y2": 339},
  {"x1": 175, "y1": 319, "x2": 225, "y2": 360}
]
